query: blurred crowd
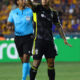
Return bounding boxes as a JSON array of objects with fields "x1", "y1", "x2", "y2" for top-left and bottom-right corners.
[
  {"x1": 52, "y1": 0, "x2": 80, "y2": 33},
  {"x1": 0, "y1": 0, "x2": 80, "y2": 38},
  {"x1": 0, "y1": 0, "x2": 16, "y2": 36}
]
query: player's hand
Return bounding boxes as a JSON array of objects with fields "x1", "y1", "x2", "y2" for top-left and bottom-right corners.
[{"x1": 64, "y1": 39, "x2": 72, "y2": 47}]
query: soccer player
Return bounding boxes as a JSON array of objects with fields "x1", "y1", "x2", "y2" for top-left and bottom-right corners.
[
  {"x1": 7, "y1": 0, "x2": 33, "y2": 80},
  {"x1": 27, "y1": 0, "x2": 72, "y2": 80}
]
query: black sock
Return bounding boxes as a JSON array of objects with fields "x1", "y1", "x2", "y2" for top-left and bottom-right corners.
[
  {"x1": 48, "y1": 67, "x2": 55, "y2": 80},
  {"x1": 30, "y1": 66, "x2": 38, "y2": 80}
]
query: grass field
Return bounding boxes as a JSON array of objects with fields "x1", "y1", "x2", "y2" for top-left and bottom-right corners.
[{"x1": 0, "y1": 62, "x2": 80, "y2": 80}]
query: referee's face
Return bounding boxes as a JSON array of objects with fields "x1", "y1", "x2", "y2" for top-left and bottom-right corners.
[
  {"x1": 41, "y1": 0, "x2": 49, "y2": 6},
  {"x1": 17, "y1": 0, "x2": 26, "y2": 7}
]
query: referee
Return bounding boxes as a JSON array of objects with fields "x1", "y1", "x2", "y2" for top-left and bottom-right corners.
[
  {"x1": 27, "y1": 0, "x2": 72, "y2": 80},
  {"x1": 7, "y1": 0, "x2": 33, "y2": 80}
]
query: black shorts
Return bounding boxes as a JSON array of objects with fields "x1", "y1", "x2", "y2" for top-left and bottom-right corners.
[
  {"x1": 14, "y1": 34, "x2": 33, "y2": 57},
  {"x1": 33, "y1": 39, "x2": 57, "y2": 60}
]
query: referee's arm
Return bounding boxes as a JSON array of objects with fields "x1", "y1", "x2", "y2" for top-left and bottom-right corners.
[
  {"x1": 7, "y1": 10, "x2": 14, "y2": 30},
  {"x1": 7, "y1": 22, "x2": 13, "y2": 30}
]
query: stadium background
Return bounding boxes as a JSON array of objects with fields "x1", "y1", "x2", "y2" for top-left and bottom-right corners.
[{"x1": 0, "y1": 0, "x2": 80, "y2": 80}]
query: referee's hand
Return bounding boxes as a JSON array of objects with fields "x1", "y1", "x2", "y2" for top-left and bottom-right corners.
[
  {"x1": 64, "y1": 39, "x2": 72, "y2": 47},
  {"x1": 7, "y1": 22, "x2": 13, "y2": 30}
]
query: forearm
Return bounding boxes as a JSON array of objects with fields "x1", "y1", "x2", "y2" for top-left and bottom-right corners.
[
  {"x1": 57, "y1": 25, "x2": 72, "y2": 47},
  {"x1": 7, "y1": 22, "x2": 12, "y2": 26},
  {"x1": 57, "y1": 25, "x2": 66, "y2": 40}
]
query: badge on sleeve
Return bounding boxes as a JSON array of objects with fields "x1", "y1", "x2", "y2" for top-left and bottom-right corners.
[{"x1": 26, "y1": 16, "x2": 30, "y2": 21}]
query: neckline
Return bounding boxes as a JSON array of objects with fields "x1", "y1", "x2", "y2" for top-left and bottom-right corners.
[{"x1": 18, "y1": 7, "x2": 28, "y2": 11}]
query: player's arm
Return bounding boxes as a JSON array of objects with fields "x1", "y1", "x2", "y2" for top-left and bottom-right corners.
[
  {"x1": 53, "y1": 11, "x2": 72, "y2": 47},
  {"x1": 26, "y1": 0, "x2": 39, "y2": 11},
  {"x1": 56, "y1": 24, "x2": 72, "y2": 47}
]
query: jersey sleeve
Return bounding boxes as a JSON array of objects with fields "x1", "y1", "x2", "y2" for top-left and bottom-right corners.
[
  {"x1": 8, "y1": 10, "x2": 14, "y2": 23},
  {"x1": 32, "y1": 5, "x2": 40, "y2": 13},
  {"x1": 53, "y1": 11, "x2": 60, "y2": 26}
]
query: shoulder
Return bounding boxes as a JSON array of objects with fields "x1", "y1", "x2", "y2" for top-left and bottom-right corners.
[
  {"x1": 50, "y1": 8, "x2": 58, "y2": 15},
  {"x1": 50, "y1": 8, "x2": 57, "y2": 12},
  {"x1": 34, "y1": 4, "x2": 43, "y2": 12},
  {"x1": 25, "y1": 7, "x2": 33, "y2": 13},
  {"x1": 10, "y1": 8, "x2": 19, "y2": 14},
  {"x1": 50, "y1": 7, "x2": 56, "y2": 11},
  {"x1": 37, "y1": 4, "x2": 43, "y2": 8}
]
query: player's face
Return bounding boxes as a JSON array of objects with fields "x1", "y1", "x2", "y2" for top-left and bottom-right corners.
[
  {"x1": 17, "y1": 0, "x2": 26, "y2": 7},
  {"x1": 41, "y1": 0, "x2": 49, "y2": 6}
]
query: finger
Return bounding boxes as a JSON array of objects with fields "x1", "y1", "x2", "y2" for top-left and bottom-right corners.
[
  {"x1": 67, "y1": 43, "x2": 72, "y2": 47},
  {"x1": 64, "y1": 41, "x2": 72, "y2": 47},
  {"x1": 64, "y1": 42, "x2": 72, "y2": 47}
]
